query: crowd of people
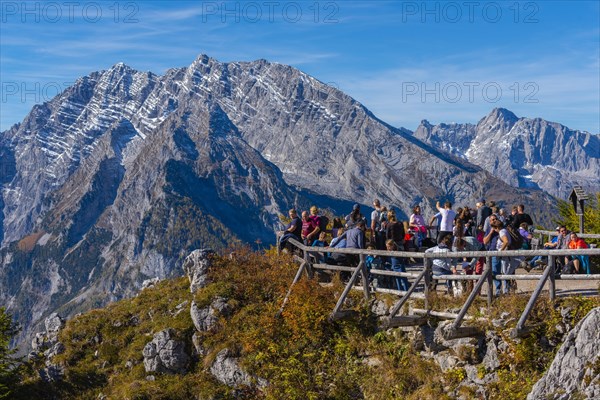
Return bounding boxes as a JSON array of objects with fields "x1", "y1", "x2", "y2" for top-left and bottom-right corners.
[{"x1": 278, "y1": 198, "x2": 594, "y2": 296}]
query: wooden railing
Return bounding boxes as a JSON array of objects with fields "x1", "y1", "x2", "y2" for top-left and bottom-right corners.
[{"x1": 278, "y1": 237, "x2": 600, "y2": 339}]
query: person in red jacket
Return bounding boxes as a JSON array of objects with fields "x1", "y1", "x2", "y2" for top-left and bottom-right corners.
[{"x1": 568, "y1": 232, "x2": 590, "y2": 274}]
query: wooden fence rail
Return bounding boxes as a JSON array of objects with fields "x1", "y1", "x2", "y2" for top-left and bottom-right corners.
[{"x1": 278, "y1": 237, "x2": 600, "y2": 338}]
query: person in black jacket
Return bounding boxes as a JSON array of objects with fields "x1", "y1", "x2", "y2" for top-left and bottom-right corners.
[
  {"x1": 476, "y1": 198, "x2": 492, "y2": 234},
  {"x1": 279, "y1": 209, "x2": 303, "y2": 251},
  {"x1": 511, "y1": 204, "x2": 533, "y2": 229},
  {"x1": 385, "y1": 212, "x2": 405, "y2": 249}
]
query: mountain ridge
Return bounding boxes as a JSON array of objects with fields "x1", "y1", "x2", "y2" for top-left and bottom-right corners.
[
  {"x1": 413, "y1": 107, "x2": 599, "y2": 198},
  {"x1": 0, "y1": 55, "x2": 565, "y2": 351}
]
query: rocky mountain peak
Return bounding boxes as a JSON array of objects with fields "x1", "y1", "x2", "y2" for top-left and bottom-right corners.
[
  {"x1": 413, "y1": 108, "x2": 599, "y2": 198},
  {"x1": 477, "y1": 107, "x2": 519, "y2": 133},
  {"x1": 1, "y1": 54, "x2": 561, "y2": 353},
  {"x1": 489, "y1": 107, "x2": 518, "y2": 121},
  {"x1": 420, "y1": 119, "x2": 432, "y2": 128}
]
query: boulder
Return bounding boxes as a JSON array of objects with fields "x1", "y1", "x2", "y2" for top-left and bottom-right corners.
[
  {"x1": 32, "y1": 313, "x2": 66, "y2": 382},
  {"x1": 44, "y1": 341, "x2": 66, "y2": 360},
  {"x1": 190, "y1": 297, "x2": 231, "y2": 332},
  {"x1": 183, "y1": 249, "x2": 214, "y2": 293},
  {"x1": 191, "y1": 332, "x2": 205, "y2": 357},
  {"x1": 433, "y1": 353, "x2": 461, "y2": 372},
  {"x1": 39, "y1": 364, "x2": 64, "y2": 382},
  {"x1": 527, "y1": 307, "x2": 600, "y2": 400},
  {"x1": 142, "y1": 328, "x2": 189, "y2": 374},
  {"x1": 210, "y1": 349, "x2": 253, "y2": 388}
]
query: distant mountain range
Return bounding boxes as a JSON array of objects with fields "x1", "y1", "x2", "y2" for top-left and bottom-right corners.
[
  {"x1": 1, "y1": 54, "x2": 592, "y2": 350},
  {"x1": 413, "y1": 108, "x2": 599, "y2": 199}
]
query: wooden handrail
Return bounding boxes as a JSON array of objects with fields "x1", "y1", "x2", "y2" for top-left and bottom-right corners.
[
  {"x1": 286, "y1": 238, "x2": 600, "y2": 259},
  {"x1": 280, "y1": 236, "x2": 600, "y2": 338}
]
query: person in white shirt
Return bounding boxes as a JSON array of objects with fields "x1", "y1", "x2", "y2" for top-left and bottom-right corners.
[
  {"x1": 492, "y1": 220, "x2": 518, "y2": 295},
  {"x1": 436, "y1": 200, "x2": 456, "y2": 243}
]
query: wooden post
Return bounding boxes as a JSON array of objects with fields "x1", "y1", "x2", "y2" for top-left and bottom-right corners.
[
  {"x1": 452, "y1": 268, "x2": 491, "y2": 331},
  {"x1": 548, "y1": 255, "x2": 556, "y2": 301},
  {"x1": 486, "y1": 256, "x2": 493, "y2": 307},
  {"x1": 331, "y1": 261, "x2": 363, "y2": 319},
  {"x1": 277, "y1": 261, "x2": 307, "y2": 316},
  {"x1": 304, "y1": 249, "x2": 314, "y2": 279},
  {"x1": 388, "y1": 269, "x2": 426, "y2": 319},
  {"x1": 360, "y1": 253, "x2": 370, "y2": 301},
  {"x1": 424, "y1": 257, "x2": 432, "y2": 310},
  {"x1": 512, "y1": 255, "x2": 554, "y2": 337}
]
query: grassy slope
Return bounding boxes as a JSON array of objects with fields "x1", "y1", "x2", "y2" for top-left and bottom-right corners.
[{"x1": 12, "y1": 249, "x2": 600, "y2": 400}]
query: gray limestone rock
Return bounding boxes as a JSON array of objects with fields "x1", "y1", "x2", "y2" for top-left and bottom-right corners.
[
  {"x1": 527, "y1": 307, "x2": 600, "y2": 400},
  {"x1": 190, "y1": 297, "x2": 231, "y2": 332},
  {"x1": 464, "y1": 364, "x2": 497, "y2": 386},
  {"x1": 210, "y1": 349, "x2": 253, "y2": 388},
  {"x1": 0, "y1": 54, "x2": 566, "y2": 354},
  {"x1": 433, "y1": 353, "x2": 462, "y2": 373},
  {"x1": 190, "y1": 301, "x2": 217, "y2": 333},
  {"x1": 43, "y1": 341, "x2": 65, "y2": 360},
  {"x1": 191, "y1": 332, "x2": 205, "y2": 357},
  {"x1": 142, "y1": 328, "x2": 189, "y2": 374},
  {"x1": 413, "y1": 108, "x2": 600, "y2": 199},
  {"x1": 39, "y1": 364, "x2": 65, "y2": 382},
  {"x1": 482, "y1": 332, "x2": 501, "y2": 371},
  {"x1": 31, "y1": 332, "x2": 49, "y2": 352},
  {"x1": 183, "y1": 249, "x2": 214, "y2": 293},
  {"x1": 141, "y1": 277, "x2": 160, "y2": 290},
  {"x1": 370, "y1": 299, "x2": 389, "y2": 317},
  {"x1": 44, "y1": 313, "x2": 64, "y2": 340}
]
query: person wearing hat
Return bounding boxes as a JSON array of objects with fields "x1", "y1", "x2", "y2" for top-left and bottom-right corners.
[{"x1": 345, "y1": 203, "x2": 365, "y2": 229}]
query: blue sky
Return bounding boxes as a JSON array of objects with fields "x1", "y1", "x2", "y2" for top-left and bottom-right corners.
[{"x1": 1, "y1": 0, "x2": 599, "y2": 133}]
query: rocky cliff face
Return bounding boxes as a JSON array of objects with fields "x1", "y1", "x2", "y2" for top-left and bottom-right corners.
[
  {"x1": 413, "y1": 108, "x2": 600, "y2": 198},
  {"x1": 527, "y1": 307, "x2": 600, "y2": 399},
  {"x1": 1, "y1": 55, "x2": 557, "y2": 350}
]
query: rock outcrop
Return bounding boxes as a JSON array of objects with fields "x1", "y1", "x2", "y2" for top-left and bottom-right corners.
[
  {"x1": 142, "y1": 328, "x2": 189, "y2": 374},
  {"x1": 210, "y1": 348, "x2": 266, "y2": 389},
  {"x1": 29, "y1": 313, "x2": 66, "y2": 382},
  {"x1": 190, "y1": 297, "x2": 231, "y2": 332},
  {"x1": 183, "y1": 249, "x2": 213, "y2": 293},
  {"x1": 527, "y1": 307, "x2": 600, "y2": 400}
]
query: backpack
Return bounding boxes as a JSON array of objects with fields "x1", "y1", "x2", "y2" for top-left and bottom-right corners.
[
  {"x1": 506, "y1": 226, "x2": 524, "y2": 250},
  {"x1": 319, "y1": 215, "x2": 329, "y2": 232}
]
